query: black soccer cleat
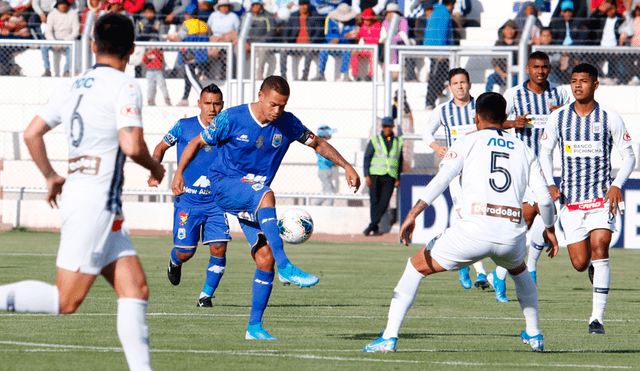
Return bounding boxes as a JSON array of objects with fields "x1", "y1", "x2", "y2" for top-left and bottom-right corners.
[
  {"x1": 588, "y1": 264, "x2": 594, "y2": 284},
  {"x1": 167, "y1": 261, "x2": 182, "y2": 286},
  {"x1": 197, "y1": 296, "x2": 213, "y2": 307},
  {"x1": 589, "y1": 319, "x2": 605, "y2": 334}
]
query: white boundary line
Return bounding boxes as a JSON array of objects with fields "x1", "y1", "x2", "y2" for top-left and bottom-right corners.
[
  {"x1": 0, "y1": 312, "x2": 635, "y2": 322},
  {"x1": 0, "y1": 253, "x2": 56, "y2": 256},
  {"x1": 0, "y1": 341, "x2": 635, "y2": 369}
]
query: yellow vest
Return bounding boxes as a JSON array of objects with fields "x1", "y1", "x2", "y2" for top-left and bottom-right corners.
[{"x1": 369, "y1": 135, "x2": 402, "y2": 178}]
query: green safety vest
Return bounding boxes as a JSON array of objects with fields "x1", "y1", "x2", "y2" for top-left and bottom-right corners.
[{"x1": 369, "y1": 135, "x2": 403, "y2": 179}]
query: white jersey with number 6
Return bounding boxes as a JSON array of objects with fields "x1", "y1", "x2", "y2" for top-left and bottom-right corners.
[
  {"x1": 37, "y1": 65, "x2": 143, "y2": 213},
  {"x1": 420, "y1": 128, "x2": 548, "y2": 245}
]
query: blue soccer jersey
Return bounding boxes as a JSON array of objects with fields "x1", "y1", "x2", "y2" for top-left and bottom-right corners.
[
  {"x1": 164, "y1": 115, "x2": 216, "y2": 206},
  {"x1": 201, "y1": 104, "x2": 311, "y2": 186}
]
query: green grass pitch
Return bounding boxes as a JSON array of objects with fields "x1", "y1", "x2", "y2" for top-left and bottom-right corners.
[{"x1": 0, "y1": 230, "x2": 639, "y2": 370}]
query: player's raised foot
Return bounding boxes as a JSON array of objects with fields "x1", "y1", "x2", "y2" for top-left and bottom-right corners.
[
  {"x1": 363, "y1": 336, "x2": 397, "y2": 352},
  {"x1": 530, "y1": 271, "x2": 538, "y2": 286},
  {"x1": 278, "y1": 262, "x2": 319, "y2": 288},
  {"x1": 588, "y1": 319, "x2": 605, "y2": 334},
  {"x1": 588, "y1": 264, "x2": 594, "y2": 284},
  {"x1": 197, "y1": 296, "x2": 213, "y2": 307},
  {"x1": 488, "y1": 271, "x2": 509, "y2": 302},
  {"x1": 520, "y1": 331, "x2": 544, "y2": 351},
  {"x1": 459, "y1": 267, "x2": 472, "y2": 289},
  {"x1": 245, "y1": 322, "x2": 278, "y2": 340},
  {"x1": 474, "y1": 273, "x2": 490, "y2": 290},
  {"x1": 167, "y1": 260, "x2": 182, "y2": 286}
]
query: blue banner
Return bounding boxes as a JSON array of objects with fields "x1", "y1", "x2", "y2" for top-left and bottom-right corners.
[{"x1": 399, "y1": 174, "x2": 639, "y2": 248}]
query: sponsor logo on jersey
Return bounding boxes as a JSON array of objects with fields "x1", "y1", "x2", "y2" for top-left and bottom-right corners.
[
  {"x1": 255, "y1": 136, "x2": 265, "y2": 148},
  {"x1": 566, "y1": 198, "x2": 604, "y2": 212},
  {"x1": 252, "y1": 183, "x2": 264, "y2": 191},
  {"x1": 120, "y1": 104, "x2": 141, "y2": 118},
  {"x1": 450, "y1": 124, "x2": 475, "y2": 138},
  {"x1": 542, "y1": 131, "x2": 548, "y2": 140},
  {"x1": 443, "y1": 151, "x2": 457, "y2": 160},
  {"x1": 68, "y1": 156, "x2": 101, "y2": 175},
  {"x1": 487, "y1": 137, "x2": 514, "y2": 149},
  {"x1": 563, "y1": 141, "x2": 603, "y2": 157},
  {"x1": 164, "y1": 133, "x2": 176, "y2": 144},
  {"x1": 237, "y1": 134, "x2": 249, "y2": 142},
  {"x1": 237, "y1": 211, "x2": 255, "y2": 222},
  {"x1": 471, "y1": 203, "x2": 522, "y2": 223},
  {"x1": 624, "y1": 131, "x2": 632, "y2": 141},
  {"x1": 272, "y1": 134, "x2": 282, "y2": 148},
  {"x1": 177, "y1": 228, "x2": 186, "y2": 240},
  {"x1": 193, "y1": 175, "x2": 210, "y2": 188},
  {"x1": 203, "y1": 145, "x2": 213, "y2": 152},
  {"x1": 73, "y1": 77, "x2": 94, "y2": 89},
  {"x1": 179, "y1": 211, "x2": 189, "y2": 225}
]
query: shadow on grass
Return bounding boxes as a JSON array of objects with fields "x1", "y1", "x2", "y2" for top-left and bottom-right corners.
[{"x1": 336, "y1": 332, "x2": 519, "y2": 341}]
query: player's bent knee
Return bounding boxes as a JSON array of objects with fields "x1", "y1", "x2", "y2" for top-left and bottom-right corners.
[
  {"x1": 58, "y1": 297, "x2": 84, "y2": 314},
  {"x1": 253, "y1": 245, "x2": 275, "y2": 271},
  {"x1": 209, "y1": 243, "x2": 227, "y2": 257},
  {"x1": 571, "y1": 258, "x2": 590, "y2": 272}
]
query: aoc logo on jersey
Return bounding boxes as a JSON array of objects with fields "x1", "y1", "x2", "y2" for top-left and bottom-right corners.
[
  {"x1": 120, "y1": 104, "x2": 141, "y2": 118},
  {"x1": 443, "y1": 151, "x2": 457, "y2": 160},
  {"x1": 624, "y1": 131, "x2": 632, "y2": 141},
  {"x1": 179, "y1": 211, "x2": 189, "y2": 225},
  {"x1": 272, "y1": 134, "x2": 282, "y2": 148},
  {"x1": 487, "y1": 138, "x2": 514, "y2": 149}
]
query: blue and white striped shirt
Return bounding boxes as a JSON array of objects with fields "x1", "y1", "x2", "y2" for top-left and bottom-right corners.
[{"x1": 423, "y1": 97, "x2": 476, "y2": 148}]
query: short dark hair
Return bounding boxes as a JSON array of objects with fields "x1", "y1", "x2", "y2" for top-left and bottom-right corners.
[
  {"x1": 528, "y1": 51, "x2": 549, "y2": 63},
  {"x1": 201, "y1": 83, "x2": 223, "y2": 98},
  {"x1": 442, "y1": 0, "x2": 455, "y2": 5},
  {"x1": 476, "y1": 92, "x2": 507, "y2": 124},
  {"x1": 540, "y1": 26, "x2": 552, "y2": 34},
  {"x1": 260, "y1": 75, "x2": 290, "y2": 96},
  {"x1": 142, "y1": 3, "x2": 155, "y2": 12},
  {"x1": 571, "y1": 63, "x2": 598, "y2": 80},
  {"x1": 94, "y1": 13, "x2": 134, "y2": 59},
  {"x1": 449, "y1": 67, "x2": 469, "y2": 83}
]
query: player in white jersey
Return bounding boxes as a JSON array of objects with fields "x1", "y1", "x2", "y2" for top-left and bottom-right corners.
[
  {"x1": 0, "y1": 14, "x2": 164, "y2": 370},
  {"x1": 364, "y1": 92, "x2": 559, "y2": 353},
  {"x1": 488, "y1": 51, "x2": 571, "y2": 302},
  {"x1": 421, "y1": 68, "x2": 490, "y2": 291},
  {"x1": 540, "y1": 63, "x2": 636, "y2": 335}
]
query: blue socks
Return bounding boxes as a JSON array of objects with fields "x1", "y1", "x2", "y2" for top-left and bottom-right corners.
[
  {"x1": 249, "y1": 269, "x2": 274, "y2": 326},
  {"x1": 202, "y1": 256, "x2": 226, "y2": 298},
  {"x1": 257, "y1": 207, "x2": 290, "y2": 270},
  {"x1": 170, "y1": 248, "x2": 183, "y2": 266}
]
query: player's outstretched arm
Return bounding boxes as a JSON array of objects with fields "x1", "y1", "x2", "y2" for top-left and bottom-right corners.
[
  {"x1": 400, "y1": 199, "x2": 428, "y2": 246},
  {"x1": 172, "y1": 135, "x2": 206, "y2": 196},
  {"x1": 149, "y1": 140, "x2": 171, "y2": 187},
  {"x1": 119, "y1": 126, "x2": 165, "y2": 184},
  {"x1": 24, "y1": 115, "x2": 65, "y2": 208},
  {"x1": 309, "y1": 136, "x2": 361, "y2": 192}
]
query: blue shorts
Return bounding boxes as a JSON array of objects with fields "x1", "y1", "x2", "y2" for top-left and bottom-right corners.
[
  {"x1": 173, "y1": 204, "x2": 231, "y2": 248},
  {"x1": 211, "y1": 177, "x2": 271, "y2": 223}
]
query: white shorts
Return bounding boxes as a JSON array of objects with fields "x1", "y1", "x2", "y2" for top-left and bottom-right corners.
[
  {"x1": 428, "y1": 223, "x2": 526, "y2": 271},
  {"x1": 57, "y1": 202, "x2": 136, "y2": 275},
  {"x1": 559, "y1": 200, "x2": 616, "y2": 245},
  {"x1": 522, "y1": 186, "x2": 536, "y2": 206}
]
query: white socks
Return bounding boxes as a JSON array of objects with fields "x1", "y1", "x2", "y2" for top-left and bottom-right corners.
[
  {"x1": 495, "y1": 266, "x2": 508, "y2": 280},
  {"x1": 472, "y1": 261, "x2": 486, "y2": 276},
  {"x1": 0, "y1": 280, "x2": 59, "y2": 314},
  {"x1": 527, "y1": 216, "x2": 546, "y2": 272},
  {"x1": 590, "y1": 259, "x2": 611, "y2": 324},
  {"x1": 117, "y1": 298, "x2": 152, "y2": 371},
  {"x1": 383, "y1": 258, "x2": 425, "y2": 339},
  {"x1": 511, "y1": 270, "x2": 541, "y2": 336}
]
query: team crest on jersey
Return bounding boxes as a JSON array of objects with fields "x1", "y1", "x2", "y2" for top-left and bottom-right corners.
[
  {"x1": 255, "y1": 136, "x2": 265, "y2": 148},
  {"x1": 592, "y1": 121, "x2": 602, "y2": 134},
  {"x1": 624, "y1": 131, "x2": 632, "y2": 141},
  {"x1": 203, "y1": 145, "x2": 213, "y2": 152},
  {"x1": 443, "y1": 151, "x2": 457, "y2": 160},
  {"x1": 179, "y1": 211, "x2": 189, "y2": 225},
  {"x1": 272, "y1": 134, "x2": 282, "y2": 148}
]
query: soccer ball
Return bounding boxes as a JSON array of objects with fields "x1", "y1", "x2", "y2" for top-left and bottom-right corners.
[{"x1": 277, "y1": 208, "x2": 314, "y2": 244}]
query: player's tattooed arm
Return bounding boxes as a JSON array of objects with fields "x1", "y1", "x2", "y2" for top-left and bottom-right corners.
[
  {"x1": 309, "y1": 135, "x2": 361, "y2": 192},
  {"x1": 400, "y1": 200, "x2": 429, "y2": 246}
]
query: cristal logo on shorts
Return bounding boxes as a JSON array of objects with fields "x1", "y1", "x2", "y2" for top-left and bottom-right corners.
[
  {"x1": 68, "y1": 156, "x2": 101, "y2": 175},
  {"x1": 471, "y1": 203, "x2": 522, "y2": 223},
  {"x1": 566, "y1": 198, "x2": 604, "y2": 212}
]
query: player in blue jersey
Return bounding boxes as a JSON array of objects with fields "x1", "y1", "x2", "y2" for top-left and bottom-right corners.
[
  {"x1": 148, "y1": 84, "x2": 231, "y2": 308},
  {"x1": 422, "y1": 68, "x2": 490, "y2": 291},
  {"x1": 172, "y1": 75, "x2": 361, "y2": 340},
  {"x1": 487, "y1": 51, "x2": 571, "y2": 302},
  {"x1": 540, "y1": 63, "x2": 636, "y2": 334}
]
